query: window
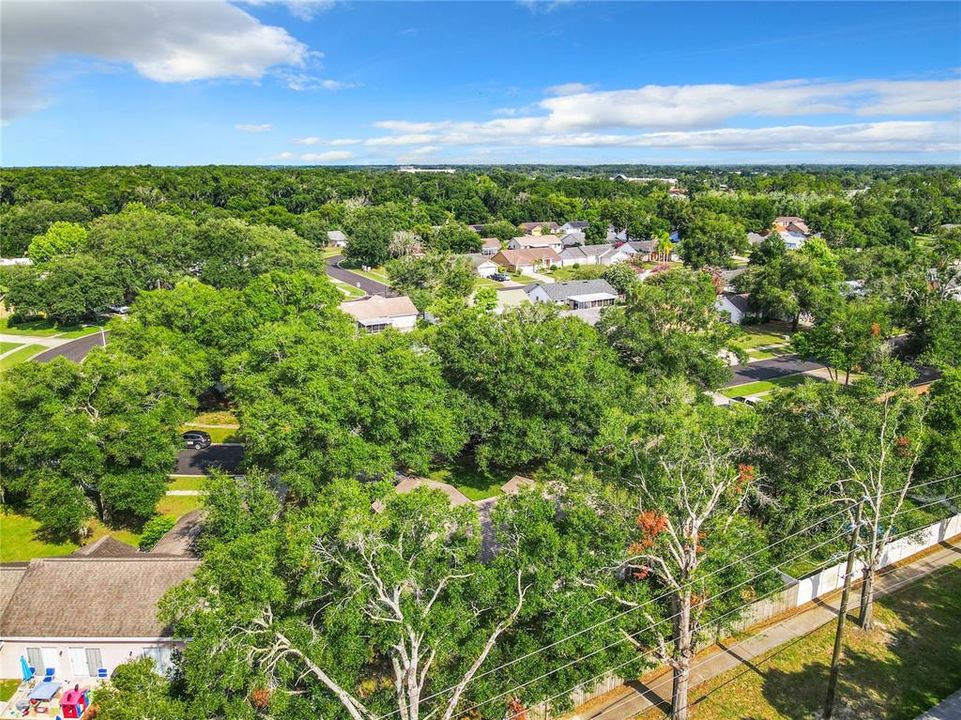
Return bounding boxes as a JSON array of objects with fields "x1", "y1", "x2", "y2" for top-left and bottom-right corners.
[
  {"x1": 26, "y1": 648, "x2": 43, "y2": 673},
  {"x1": 142, "y1": 646, "x2": 173, "y2": 673},
  {"x1": 69, "y1": 648, "x2": 89, "y2": 676},
  {"x1": 86, "y1": 648, "x2": 103, "y2": 675}
]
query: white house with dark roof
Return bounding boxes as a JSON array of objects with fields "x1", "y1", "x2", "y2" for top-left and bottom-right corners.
[
  {"x1": 557, "y1": 242, "x2": 636, "y2": 267},
  {"x1": 0, "y1": 540, "x2": 199, "y2": 682},
  {"x1": 558, "y1": 221, "x2": 590, "y2": 234},
  {"x1": 559, "y1": 231, "x2": 587, "y2": 248},
  {"x1": 525, "y1": 279, "x2": 619, "y2": 309},
  {"x1": 327, "y1": 230, "x2": 348, "y2": 247},
  {"x1": 462, "y1": 253, "x2": 499, "y2": 278},
  {"x1": 508, "y1": 235, "x2": 563, "y2": 253},
  {"x1": 340, "y1": 295, "x2": 419, "y2": 333},
  {"x1": 715, "y1": 292, "x2": 752, "y2": 324}
]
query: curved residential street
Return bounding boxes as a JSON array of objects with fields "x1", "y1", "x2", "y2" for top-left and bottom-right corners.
[
  {"x1": 725, "y1": 354, "x2": 824, "y2": 387},
  {"x1": 32, "y1": 331, "x2": 109, "y2": 363},
  {"x1": 325, "y1": 254, "x2": 391, "y2": 297}
]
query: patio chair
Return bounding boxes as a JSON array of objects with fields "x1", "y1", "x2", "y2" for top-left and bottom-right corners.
[
  {"x1": 97, "y1": 668, "x2": 108, "y2": 678},
  {"x1": 42, "y1": 668, "x2": 55, "y2": 682}
]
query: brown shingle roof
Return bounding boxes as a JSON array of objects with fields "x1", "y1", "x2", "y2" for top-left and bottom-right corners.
[
  {"x1": 0, "y1": 557, "x2": 199, "y2": 638},
  {"x1": 0, "y1": 566, "x2": 28, "y2": 619},
  {"x1": 70, "y1": 536, "x2": 141, "y2": 558}
]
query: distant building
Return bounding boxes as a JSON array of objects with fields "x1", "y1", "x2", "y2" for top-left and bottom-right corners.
[
  {"x1": 480, "y1": 237, "x2": 501, "y2": 256},
  {"x1": 340, "y1": 295, "x2": 419, "y2": 333},
  {"x1": 517, "y1": 221, "x2": 560, "y2": 236},
  {"x1": 557, "y1": 242, "x2": 635, "y2": 267},
  {"x1": 490, "y1": 248, "x2": 560, "y2": 274},
  {"x1": 397, "y1": 167, "x2": 455, "y2": 174},
  {"x1": 508, "y1": 235, "x2": 563, "y2": 253},
  {"x1": 559, "y1": 231, "x2": 587, "y2": 248},
  {"x1": 462, "y1": 253, "x2": 499, "y2": 278},
  {"x1": 327, "y1": 230, "x2": 348, "y2": 247},
  {"x1": 558, "y1": 221, "x2": 590, "y2": 234},
  {"x1": 525, "y1": 279, "x2": 619, "y2": 310},
  {"x1": 715, "y1": 292, "x2": 751, "y2": 324}
]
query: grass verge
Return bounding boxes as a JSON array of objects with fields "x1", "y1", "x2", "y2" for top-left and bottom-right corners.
[
  {"x1": 638, "y1": 560, "x2": 961, "y2": 720},
  {"x1": 0, "y1": 344, "x2": 44, "y2": 370},
  {"x1": 721, "y1": 373, "x2": 816, "y2": 398},
  {"x1": 0, "y1": 341, "x2": 23, "y2": 353}
]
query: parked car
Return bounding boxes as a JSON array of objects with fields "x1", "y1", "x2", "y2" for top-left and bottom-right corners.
[
  {"x1": 182, "y1": 430, "x2": 212, "y2": 450},
  {"x1": 491, "y1": 272, "x2": 509, "y2": 282}
]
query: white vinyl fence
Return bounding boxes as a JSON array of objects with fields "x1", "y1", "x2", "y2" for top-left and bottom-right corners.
[{"x1": 539, "y1": 511, "x2": 961, "y2": 719}]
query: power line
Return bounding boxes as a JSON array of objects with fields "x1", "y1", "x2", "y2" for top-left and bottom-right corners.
[
  {"x1": 490, "y1": 492, "x2": 961, "y2": 720},
  {"x1": 379, "y1": 471, "x2": 961, "y2": 719}
]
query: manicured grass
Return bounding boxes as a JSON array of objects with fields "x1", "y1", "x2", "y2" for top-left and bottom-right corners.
[
  {"x1": 332, "y1": 279, "x2": 366, "y2": 299},
  {"x1": 509, "y1": 272, "x2": 540, "y2": 284},
  {"x1": 190, "y1": 410, "x2": 239, "y2": 425},
  {"x1": 747, "y1": 347, "x2": 790, "y2": 361},
  {"x1": 323, "y1": 246, "x2": 343, "y2": 258},
  {"x1": 0, "y1": 511, "x2": 141, "y2": 562},
  {"x1": 0, "y1": 317, "x2": 104, "y2": 337},
  {"x1": 732, "y1": 325, "x2": 792, "y2": 351},
  {"x1": 0, "y1": 344, "x2": 44, "y2": 370},
  {"x1": 346, "y1": 266, "x2": 391, "y2": 285},
  {"x1": 547, "y1": 265, "x2": 607, "y2": 282},
  {"x1": 639, "y1": 561, "x2": 961, "y2": 720},
  {"x1": 427, "y1": 460, "x2": 519, "y2": 501},
  {"x1": 0, "y1": 679, "x2": 20, "y2": 702},
  {"x1": 168, "y1": 476, "x2": 205, "y2": 492},
  {"x1": 721, "y1": 373, "x2": 816, "y2": 398},
  {"x1": 476, "y1": 276, "x2": 506, "y2": 289},
  {"x1": 156, "y1": 493, "x2": 202, "y2": 518},
  {"x1": 0, "y1": 341, "x2": 22, "y2": 353}
]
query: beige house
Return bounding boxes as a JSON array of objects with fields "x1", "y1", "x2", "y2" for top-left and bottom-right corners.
[
  {"x1": 0, "y1": 540, "x2": 199, "y2": 683},
  {"x1": 340, "y1": 295, "x2": 419, "y2": 333},
  {"x1": 518, "y1": 221, "x2": 560, "y2": 236},
  {"x1": 491, "y1": 248, "x2": 560, "y2": 274},
  {"x1": 508, "y1": 235, "x2": 563, "y2": 253}
]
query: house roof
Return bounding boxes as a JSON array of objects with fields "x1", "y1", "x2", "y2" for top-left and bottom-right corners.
[
  {"x1": 559, "y1": 243, "x2": 620, "y2": 260},
  {"x1": 481, "y1": 237, "x2": 501, "y2": 249},
  {"x1": 0, "y1": 566, "x2": 28, "y2": 619},
  {"x1": 720, "y1": 292, "x2": 751, "y2": 314},
  {"x1": 747, "y1": 232, "x2": 768, "y2": 246},
  {"x1": 559, "y1": 231, "x2": 586, "y2": 246},
  {"x1": 512, "y1": 235, "x2": 561, "y2": 248},
  {"x1": 561, "y1": 221, "x2": 590, "y2": 230},
  {"x1": 525, "y1": 279, "x2": 618, "y2": 302},
  {"x1": 327, "y1": 230, "x2": 348, "y2": 243},
  {"x1": 0, "y1": 556, "x2": 199, "y2": 638},
  {"x1": 518, "y1": 221, "x2": 560, "y2": 232},
  {"x1": 463, "y1": 253, "x2": 497, "y2": 268},
  {"x1": 340, "y1": 295, "x2": 419, "y2": 323},
  {"x1": 492, "y1": 248, "x2": 561, "y2": 267},
  {"x1": 70, "y1": 536, "x2": 141, "y2": 558}
]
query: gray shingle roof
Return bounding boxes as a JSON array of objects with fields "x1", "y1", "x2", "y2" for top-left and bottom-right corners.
[
  {"x1": 0, "y1": 556, "x2": 199, "y2": 638},
  {"x1": 525, "y1": 279, "x2": 618, "y2": 302},
  {"x1": 70, "y1": 536, "x2": 141, "y2": 558}
]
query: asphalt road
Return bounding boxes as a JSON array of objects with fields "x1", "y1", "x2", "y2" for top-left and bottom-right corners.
[
  {"x1": 174, "y1": 444, "x2": 245, "y2": 475},
  {"x1": 33, "y1": 331, "x2": 109, "y2": 363},
  {"x1": 725, "y1": 354, "x2": 824, "y2": 387},
  {"x1": 325, "y1": 254, "x2": 391, "y2": 297}
]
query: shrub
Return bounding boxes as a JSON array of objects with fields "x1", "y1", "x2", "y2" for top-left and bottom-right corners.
[{"x1": 138, "y1": 515, "x2": 176, "y2": 551}]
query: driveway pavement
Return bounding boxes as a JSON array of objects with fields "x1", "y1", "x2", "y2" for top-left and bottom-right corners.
[
  {"x1": 326, "y1": 255, "x2": 391, "y2": 297},
  {"x1": 725, "y1": 354, "x2": 824, "y2": 387},
  {"x1": 174, "y1": 444, "x2": 244, "y2": 475},
  {"x1": 33, "y1": 331, "x2": 109, "y2": 363}
]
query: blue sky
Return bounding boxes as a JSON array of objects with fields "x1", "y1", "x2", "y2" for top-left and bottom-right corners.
[{"x1": 2, "y1": 1, "x2": 960, "y2": 166}]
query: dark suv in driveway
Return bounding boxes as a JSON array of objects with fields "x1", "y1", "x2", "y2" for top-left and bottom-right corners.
[{"x1": 182, "y1": 430, "x2": 212, "y2": 450}]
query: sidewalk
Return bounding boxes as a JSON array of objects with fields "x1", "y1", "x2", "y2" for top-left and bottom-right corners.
[
  {"x1": 915, "y1": 687, "x2": 961, "y2": 719},
  {"x1": 575, "y1": 537, "x2": 961, "y2": 720}
]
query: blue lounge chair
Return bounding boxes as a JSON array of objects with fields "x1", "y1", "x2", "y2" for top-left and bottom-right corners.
[{"x1": 97, "y1": 668, "x2": 108, "y2": 678}]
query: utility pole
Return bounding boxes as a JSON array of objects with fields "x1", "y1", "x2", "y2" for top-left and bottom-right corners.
[{"x1": 824, "y1": 499, "x2": 864, "y2": 720}]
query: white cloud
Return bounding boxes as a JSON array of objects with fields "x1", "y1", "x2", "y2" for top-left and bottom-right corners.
[
  {"x1": 330, "y1": 138, "x2": 361, "y2": 146},
  {"x1": 2, "y1": 1, "x2": 309, "y2": 123},
  {"x1": 301, "y1": 151, "x2": 353, "y2": 161},
  {"x1": 293, "y1": 136, "x2": 322, "y2": 145},
  {"x1": 274, "y1": 70, "x2": 359, "y2": 91},
  {"x1": 544, "y1": 82, "x2": 595, "y2": 96},
  {"x1": 364, "y1": 75, "x2": 961, "y2": 157},
  {"x1": 235, "y1": 123, "x2": 272, "y2": 132},
  {"x1": 366, "y1": 133, "x2": 437, "y2": 146},
  {"x1": 243, "y1": 0, "x2": 336, "y2": 21},
  {"x1": 273, "y1": 151, "x2": 296, "y2": 160}
]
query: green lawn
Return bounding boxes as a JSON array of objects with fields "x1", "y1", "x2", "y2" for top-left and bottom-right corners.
[
  {"x1": 0, "y1": 344, "x2": 44, "y2": 370},
  {"x1": 346, "y1": 266, "x2": 391, "y2": 285},
  {"x1": 547, "y1": 265, "x2": 607, "y2": 282},
  {"x1": 721, "y1": 373, "x2": 816, "y2": 398},
  {"x1": 0, "y1": 679, "x2": 20, "y2": 702},
  {"x1": 323, "y1": 246, "x2": 343, "y2": 258},
  {"x1": 732, "y1": 324, "x2": 793, "y2": 351},
  {"x1": 332, "y1": 279, "x2": 367, "y2": 299},
  {"x1": 427, "y1": 460, "x2": 520, "y2": 501},
  {"x1": 509, "y1": 272, "x2": 540, "y2": 284},
  {"x1": 156, "y1": 493, "x2": 203, "y2": 518},
  {"x1": 168, "y1": 476, "x2": 205, "y2": 492},
  {"x1": 747, "y1": 347, "x2": 791, "y2": 362},
  {"x1": 0, "y1": 341, "x2": 22, "y2": 353},
  {"x1": 476, "y1": 276, "x2": 505, "y2": 289},
  {"x1": 639, "y1": 561, "x2": 961, "y2": 720},
  {"x1": 0, "y1": 316, "x2": 104, "y2": 337}
]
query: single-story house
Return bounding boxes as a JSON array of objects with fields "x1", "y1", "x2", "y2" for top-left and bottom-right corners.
[
  {"x1": 508, "y1": 235, "x2": 563, "y2": 253},
  {"x1": 558, "y1": 221, "x2": 590, "y2": 235},
  {"x1": 480, "y1": 237, "x2": 501, "y2": 256},
  {"x1": 605, "y1": 226, "x2": 628, "y2": 243},
  {"x1": 557, "y1": 243, "x2": 635, "y2": 267},
  {"x1": 327, "y1": 230, "x2": 348, "y2": 247},
  {"x1": 462, "y1": 253, "x2": 499, "y2": 278},
  {"x1": 525, "y1": 279, "x2": 619, "y2": 309},
  {"x1": 627, "y1": 240, "x2": 678, "y2": 263},
  {"x1": 491, "y1": 248, "x2": 561, "y2": 274},
  {"x1": 340, "y1": 295, "x2": 419, "y2": 333},
  {"x1": 747, "y1": 232, "x2": 767, "y2": 247},
  {"x1": 0, "y1": 542, "x2": 200, "y2": 683},
  {"x1": 468, "y1": 224, "x2": 488, "y2": 234},
  {"x1": 518, "y1": 221, "x2": 560, "y2": 236},
  {"x1": 715, "y1": 292, "x2": 751, "y2": 324},
  {"x1": 559, "y1": 231, "x2": 587, "y2": 248},
  {"x1": 773, "y1": 216, "x2": 811, "y2": 235}
]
